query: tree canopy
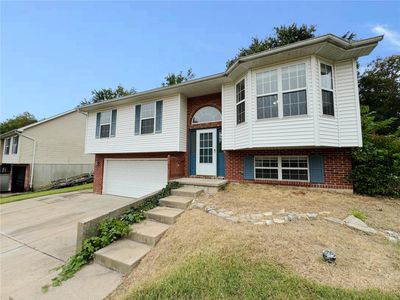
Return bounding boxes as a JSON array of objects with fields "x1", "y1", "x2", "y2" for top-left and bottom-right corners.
[
  {"x1": 0, "y1": 112, "x2": 37, "y2": 134},
  {"x1": 80, "y1": 85, "x2": 136, "y2": 106},
  {"x1": 359, "y1": 55, "x2": 400, "y2": 134},
  {"x1": 162, "y1": 68, "x2": 195, "y2": 86},
  {"x1": 226, "y1": 23, "x2": 317, "y2": 68}
]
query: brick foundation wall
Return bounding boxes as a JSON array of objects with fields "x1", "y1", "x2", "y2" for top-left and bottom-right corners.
[
  {"x1": 224, "y1": 148, "x2": 353, "y2": 190},
  {"x1": 93, "y1": 152, "x2": 185, "y2": 194},
  {"x1": 185, "y1": 93, "x2": 222, "y2": 176}
]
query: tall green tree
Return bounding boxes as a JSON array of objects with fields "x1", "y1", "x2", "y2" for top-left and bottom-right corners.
[
  {"x1": 162, "y1": 68, "x2": 195, "y2": 86},
  {"x1": 358, "y1": 55, "x2": 400, "y2": 134},
  {"x1": 80, "y1": 85, "x2": 136, "y2": 106},
  {"x1": 226, "y1": 23, "x2": 317, "y2": 68},
  {"x1": 0, "y1": 112, "x2": 37, "y2": 134}
]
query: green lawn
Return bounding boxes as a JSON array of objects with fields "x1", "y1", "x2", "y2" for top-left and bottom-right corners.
[
  {"x1": 126, "y1": 253, "x2": 399, "y2": 300},
  {"x1": 0, "y1": 183, "x2": 93, "y2": 205}
]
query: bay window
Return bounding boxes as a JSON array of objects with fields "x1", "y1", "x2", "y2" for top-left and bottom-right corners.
[
  {"x1": 256, "y1": 70, "x2": 278, "y2": 119},
  {"x1": 321, "y1": 63, "x2": 334, "y2": 116},
  {"x1": 236, "y1": 79, "x2": 245, "y2": 124},
  {"x1": 11, "y1": 135, "x2": 19, "y2": 154},
  {"x1": 4, "y1": 137, "x2": 10, "y2": 155},
  {"x1": 282, "y1": 63, "x2": 307, "y2": 116}
]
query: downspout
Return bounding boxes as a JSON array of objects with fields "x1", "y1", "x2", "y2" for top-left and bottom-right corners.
[{"x1": 16, "y1": 131, "x2": 36, "y2": 190}]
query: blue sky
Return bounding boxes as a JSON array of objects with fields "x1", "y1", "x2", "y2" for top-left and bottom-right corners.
[{"x1": 1, "y1": 1, "x2": 399, "y2": 121}]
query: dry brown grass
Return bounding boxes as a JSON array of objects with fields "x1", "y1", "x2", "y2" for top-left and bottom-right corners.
[
  {"x1": 201, "y1": 183, "x2": 400, "y2": 231},
  {"x1": 109, "y1": 185, "x2": 400, "y2": 299}
]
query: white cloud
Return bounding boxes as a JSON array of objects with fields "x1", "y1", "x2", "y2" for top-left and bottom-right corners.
[{"x1": 372, "y1": 25, "x2": 400, "y2": 50}]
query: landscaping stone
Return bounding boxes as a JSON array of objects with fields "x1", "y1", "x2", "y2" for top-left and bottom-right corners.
[
  {"x1": 250, "y1": 213, "x2": 264, "y2": 219},
  {"x1": 193, "y1": 202, "x2": 205, "y2": 209},
  {"x1": 384, "y1": 230, "x2": 400, "y2": 243},
  {"x1": 319, "y1": 211, "x2": 331, "y2": 216},
  {"x1": 306, "y1": 213, "x2": 318, "y2": 219},
  {"x1": 324, "y1": 217, "x2": 344, "y2": 225},
  {"x1": 263, "y1": 212, "x2": 273, "y2": 217},
  {"x1": 287, "y1": 213, "x2": 299, "y2": 221},
  {"x1": 273, "y1": 218, "x2": 286, "y2": 224},
  {"x1": 225, "y1": 216, "x2": 239, "y2": 223},
  {"x1": 254, "y1": 222, "x2": 265, "y2": 225},
  {"x1": 265, "y1": 220, "x2": 274, "y2": 225},
  {"x1": 343, "y1": 215, "x2": 377, "y2": 234},
  {"x1": 322, "y1": 249, "x2": 336, "y2": 263},
  {"x1": 277, "y1": 209, "x2": 286, "y2": 215}
]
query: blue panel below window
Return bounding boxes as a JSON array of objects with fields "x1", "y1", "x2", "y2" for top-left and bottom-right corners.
[
  {"x1": 243, "y1": 155, "x2": 254, "y2": 180},
  {"x1": 217, "y1": 152, "x2": 225, "y2": 177},
  {"x1": 309, "y1": 155, "x2": 324, "y2": 183}
]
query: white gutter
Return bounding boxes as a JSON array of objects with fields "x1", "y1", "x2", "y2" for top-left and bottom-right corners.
[{"x1": 17, "y1": 131, "x2": 36, "y2": 190}]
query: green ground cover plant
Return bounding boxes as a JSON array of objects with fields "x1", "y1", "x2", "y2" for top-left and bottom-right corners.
[{"x1": 46, "y1": 182, "x2": 180, "y2": 289}]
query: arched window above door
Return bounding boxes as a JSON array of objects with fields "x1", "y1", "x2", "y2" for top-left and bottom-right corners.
[{"x1": 192, "y1": 106, "x2": 221, "y2": 124}]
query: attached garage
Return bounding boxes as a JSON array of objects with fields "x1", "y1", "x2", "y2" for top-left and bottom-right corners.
[{"x1": 102, "y1": 159, "x2": 168, "y2": 198}]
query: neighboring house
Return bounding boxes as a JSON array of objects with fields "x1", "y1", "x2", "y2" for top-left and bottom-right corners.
[
  {"x1": 80, "y1": 34, "x2": 382, "y2": 198},
  {"x1": 0, "y1": 110, "x2": 94, "y2": 192}
]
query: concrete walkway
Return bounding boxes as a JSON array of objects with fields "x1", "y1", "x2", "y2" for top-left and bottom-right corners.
[{"x1": 0, "y1": 191, "x2": 134, "y2": 300}]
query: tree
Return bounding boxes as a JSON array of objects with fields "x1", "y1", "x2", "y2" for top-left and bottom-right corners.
[
  {"x1": 358, "y1": 55, "x2": 400, "y2": 134},
  {"x1": 162, "y1": 68, "x2": 195, "y2": 86},
  {"x1": 80, "y1": 85, "x2": 136, "y2": 106},
  {"x1": 0, "y1": 112, "x2": 37, "y2": 134},
  {"x1": 226, "y1": 23, "x2": 317, "y2": 68}
]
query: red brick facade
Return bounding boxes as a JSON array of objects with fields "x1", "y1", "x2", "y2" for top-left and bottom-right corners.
[
  {"x1": 224, "y1": 148, "x2": 353, "y2": 190},
  {"x1": 185, "y1": 93, "x2": 222, "y2": 176},
  {"x1": 93, "y1": 152, "x2": 185, "y2": 194}
]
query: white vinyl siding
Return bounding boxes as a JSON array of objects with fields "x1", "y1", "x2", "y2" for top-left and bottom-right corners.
[{"x1": 85, "y1": 94, "x2": 186, "y2": 153}]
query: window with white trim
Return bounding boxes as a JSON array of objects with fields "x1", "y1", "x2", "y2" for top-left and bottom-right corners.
[
  {"x1": 236, "y1": 79, "x2": 245, "y2": 124},
  {"x1": 11, "y1": 135, "x2": 19, "y2": 154},
  {"x1": 140, "y1": 102, "x2": 155, "y2": 134},
  {"x1": 255, "y1": 157, "x2": 278, "y2": 179},
  {"x1": 321, "y1": 63, "x2": 334, "y2": 116},
  {"x1": 256, "y1": 69, "x2": 278, "y2": 119},
  {"x1": 4, "y1": 137, "x2": 10, "y2": 155},
  {"x1": 255, "y1": 156, "x2": 308, "y2": 181},
  {"x1": 99, "y1": 111, "x2": 112, "y2": 138},
  {"x1": 282, "y1": 63, "x2": 307, "y2": 116}
]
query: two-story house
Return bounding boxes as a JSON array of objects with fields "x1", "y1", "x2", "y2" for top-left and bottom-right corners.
[
  {"x1": 80, "y1": 34, "x2": 382, "y2": 198},
  {"x1": 1, "y1": 109, "x2": 94, "y2": 192}
]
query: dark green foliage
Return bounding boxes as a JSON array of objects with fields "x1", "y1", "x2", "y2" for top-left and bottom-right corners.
[
  {"x1": 0, "y1": 112, "x2": 37, "y2": 134},
  {"x1": 226, "y1": 23, "x2": 316, "y2": 68},
  {"x1": 359, "y1": 55, "x2": 400, "y2": 135},
  {"x1": 126, "y1": 254, "x2": 399, "y2": 300},
  {"x1": 48, "y1": 182, "x2": 181, "y2": 289},
  {"x1": 349, "y1": 106, "x2": 400, "y2": 197},
  {"x1": 162, "y1": 68, "x2": 195, "y2": 86},
  {"x1": 80, "y1": 85, "x2": 136, "y2": 106}
]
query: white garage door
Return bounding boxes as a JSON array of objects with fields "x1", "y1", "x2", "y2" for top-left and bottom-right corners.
[{"x1": 103, "y1": 159, "x2": 168, "y2": 198}]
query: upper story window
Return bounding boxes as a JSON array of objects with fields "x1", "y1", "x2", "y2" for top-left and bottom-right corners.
[
  {"x1": 256, "y1": 69, "x2": 278, "y2": 119},
  {"x1": 192, "y1": 106, "x2": 221, "y2": 124},
  {"x1": 135, "y1": 100, "x2": 163, "y2": 135},
  {"x1": 95, "y1": 110, "x2": 117, "y2": 139},
  {"x1": 282, "y1": 63, "x2": 307, "y2": 117},
  {"x1": 11, "y1": 136, "x2": 19, "y2": 154},
  {"x1": 236, "y1": 79, "x2": 246, "y2": 124},
  {"x1": 4, "y1": 137, "x2": 10, "y2": 155},
  {"x1": 321, "y1": 63, "x2": 334, "y2": 116}
]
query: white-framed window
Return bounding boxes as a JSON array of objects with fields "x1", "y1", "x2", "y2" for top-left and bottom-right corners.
[
  {"x1": 236, "y1": 79, "x2": 245, "y2": 124},
  {"x1": 320, "y1": 63, "x2": 334, "y2": 116},
  {"x1": 254, "y1": 156, "x2": 309, "y2": 181},
  {"x1": 95, "y1": 109, "x2": 117, "y2": 139},
  {"x1": 255, "y1": 157, "x2": 279, "y2": 179},
  {"x1": 256, "y1": 69, "x2": 278, "y2": 119},
  {"x1": 4, "y1": 137, "x2": 11, "y2": 155},
  {"x1": 11, "y1": 135, "x2": 19, "y2": 154},
  {"x1": 282, "y1": 63, "x2": 307, "y2": 117},
  {"x1": 140, "y1": 102, "x2": 155, "y2": 134}
]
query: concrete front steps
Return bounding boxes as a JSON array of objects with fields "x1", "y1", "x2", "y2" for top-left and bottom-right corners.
[
  {"x1": 172, "y1": 178, "x2": 228, "y2": 194},
  {"x1": 93, "y1": 192, "x2": 202, "y2": 274}
]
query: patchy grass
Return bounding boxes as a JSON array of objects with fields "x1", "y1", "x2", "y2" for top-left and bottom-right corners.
[
  {"x1": 125, "y1": 253, "x2": 399, "y2": 300},
  {"x1": 0, "y1": 183, "x2": 93, "y2": 204},
  {"x1": 109, "y1": 184, "x2": 400, "y2": 300},
  {"x1": 352, "y1": 209, "x2": 367, "y2": 221}
]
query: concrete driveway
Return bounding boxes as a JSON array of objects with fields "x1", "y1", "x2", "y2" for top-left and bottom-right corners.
[{"x1": 0, "y1": 191, "x2": 135, "y2": 300}]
